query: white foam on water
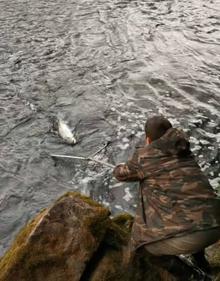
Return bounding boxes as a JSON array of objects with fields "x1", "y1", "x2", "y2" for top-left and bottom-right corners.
[
  {"x1": 163, "y1": 99, "x2": 189, "y2": 110},
  {"x1": 78, "y1": 170, "x2": 100, "y2": 196},
  {"x1": 118, "y1": 125, "x2": 126, "y2": 131},
  {"x1": 117, "y1": 143, "x2": 130, "y2": 150},
  {"x1": 207, "y1": 121, "x2": 216, "y2": 128},
  {"x1": 209, "y1": 178, "x2": 220, "y2": 189},
  {"x1": 115, "y1": 205, "x2": 123, "y2": 210},
  {"x1": 166, "y1": 118, "x2": 180, "y2": 126},
  {"x1": 131, "y1": 123, "x2": 139, "y2": 128},
  {"x1": 102, "y1": 200, "x2": 110, "y2": 207},
  {"x1": 208, "y1": 146, "x2": 215, "y2": 150},
  {"x1": 111, "y1": 182, "x2": 124, "y2": 187},
  {"x1": 190, "y1": 118, "x2": 203, "y2": 125},
  {"x1": 109, "y1": 182, "x2": 125, "y2": 190},
  {"x1": 190, "y1": 136, "x2": 200, "y2": 145},
  {"x1": 123, "y1": 187, "x2": 133, "y2": 202},
  {"x1": 205, "y1": 132, "x2": 220, "y2": 143},
  {"x1": 201, "y1": 163, "x2": 211, "y2": 172},
  {"x1": 122, "y1": 137, "x2": 129, "y2": 143},
  {"x1": 136, "y1": 131, "x2": 144, "y2": 138},
  {"x1": 199, "y1": 139, "x2": 210, "y2": 145},
  {"x1": 191, "y1": 145, "x2": 201, "y2": 152},
  {"x1": 127, "y1": 102, "x2": 134, "y2": 107}
]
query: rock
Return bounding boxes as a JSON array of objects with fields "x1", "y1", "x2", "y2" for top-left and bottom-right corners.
[
  {"x1": 0, "y1": 192, "x2": 110, "y2": 281},
  {"x1": 206, "y1": 240, "x2": 220, "y2": 281},
  {"x1": 0, "y1": 192, "x2": 199, "y2": 281},
  {"x1": 85, "y1": 214, "x2": 134, "y2": 281},
  {"x1": 80, "y1": 213, "x2": 171, "y2": 281}
]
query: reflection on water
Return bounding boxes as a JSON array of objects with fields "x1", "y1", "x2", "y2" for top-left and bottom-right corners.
[{"x1": 0, "y1": 0, "x2": 220, "y2": 255}]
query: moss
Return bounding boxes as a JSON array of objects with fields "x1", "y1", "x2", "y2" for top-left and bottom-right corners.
[
  {"x1": 112, "y1": 213, "x2": 134, "y2": 231},
  {"x1": 102, "y1": 213, "x2": 134, "y2": 249},
  {"x1": 0, "y1": 192, "x2": 112, "y2": 281},
  {"x1": 207, "y1": 242, "x2": 220, "y2": 272},
  {"x1": 104, "y1": 222, "x2": 129, "y2": 249},
  {"x1": 209, "y1": 251, "x2": 220, "y2": 268},
  {"x1": 61, "y1": 192, "x2": 111, "y2": 243},
  {"x1": 0, "y1": 209, "x2": 48, "y2": 281},
  {"x1": 57, "y1": 191, "x2": 106, "y2": 208}
]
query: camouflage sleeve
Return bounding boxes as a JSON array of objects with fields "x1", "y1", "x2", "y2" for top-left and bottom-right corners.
[{"x1": 113, "y1": 150, "x2": 144, "y2": 182}]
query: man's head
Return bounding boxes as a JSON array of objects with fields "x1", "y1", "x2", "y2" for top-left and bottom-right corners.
[{"x1": 145, "y1": 116, "x2": 172, "y2": 144}]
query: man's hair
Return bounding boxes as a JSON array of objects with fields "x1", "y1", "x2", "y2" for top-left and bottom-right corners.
[{"x1": 145, "y1": 116, "x2": 172, "y2": 141}]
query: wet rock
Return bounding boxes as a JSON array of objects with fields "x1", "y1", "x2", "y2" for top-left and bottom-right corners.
[{"x1": 0, "y1": 192, "x2": 110, "y2": 281}]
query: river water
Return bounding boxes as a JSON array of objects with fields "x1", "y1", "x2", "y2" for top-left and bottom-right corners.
[{"x1": 0, "y1": 0, "x2": 220, "y2": 255}]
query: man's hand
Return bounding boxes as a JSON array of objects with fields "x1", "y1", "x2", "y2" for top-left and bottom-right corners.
[{"x1": 113, "y1": 152, "x2": 144, "y2": 182}]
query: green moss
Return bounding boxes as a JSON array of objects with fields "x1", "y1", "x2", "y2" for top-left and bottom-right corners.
[
  {"x1": 57, "y1": 192, "x2": 111, "y2": 248},
  {"x1": 112, "y1": 213, "x2": 134, "y2": 231},
  {"x1": 104, "y1": 222, "x2": 129, "y2": 249},
  {"x1": 100, "y1": 213, "x2": 133, "y2": 250},
  {"x1": 57, "y1": 191, "x2": 106, "y2": 208},
  {"x1": 0, "y1": 209, "x2": 48, "y2": 281},
  {"x1": 210, "y1": 253, "x2": 220, "y2": 268}
]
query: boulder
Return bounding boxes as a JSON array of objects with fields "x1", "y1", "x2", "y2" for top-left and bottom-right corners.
[
  {"x1": 0, "y1": 192, "x2": 110, "y2": 281},
  {"x1": 85, "y1": 214, "x2": 134, "y2": 281}
]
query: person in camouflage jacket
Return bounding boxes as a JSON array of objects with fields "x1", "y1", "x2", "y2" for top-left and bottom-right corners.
[{"x1": 113, "y1": 116, "x2": 220, "y2": 281}]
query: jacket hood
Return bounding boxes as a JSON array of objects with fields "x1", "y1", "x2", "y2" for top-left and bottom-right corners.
[{"x1": 151, "y1": 128, "x2": 191, "y2": 156}]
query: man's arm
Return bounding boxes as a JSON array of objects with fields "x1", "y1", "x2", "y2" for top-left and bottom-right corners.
[{"x1": 113, "y1": 150, "x2": 144, "y2": 182}]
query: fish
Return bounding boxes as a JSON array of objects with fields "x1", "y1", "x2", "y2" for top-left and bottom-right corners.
[{"x1": 57, "y1": 118, "x2": 77, "y2": 145}]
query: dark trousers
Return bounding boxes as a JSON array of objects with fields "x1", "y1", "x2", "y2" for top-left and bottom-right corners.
[
  {"x1": 149, "y1": 251, "x2": 211, "y2": 281},
  {"x1": 143, "y1": 228, "x2": 220, "y2": 281}
]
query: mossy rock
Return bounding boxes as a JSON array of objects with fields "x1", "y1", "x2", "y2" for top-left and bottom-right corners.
[
  {"x1": 0, "y1": 192, "x2": 110, "y2": 281},
  {"x1": 112, "y1": 213, "x2": 134, "y2": 229},
  {"x1": 0, "y1": 209, "x2": 48, "y2": 281},
  {"x1": 57, "y1": 191, "x2": 105, "y2": 208},
  {"x1": 0, "y1": 192, "x2": 179, "y2": 281},
  {"x1": 104, "y1": 213, "x2": 133, "y2": 249},
  {"x1": 83, "y1": 212, "x2": 164, "y2": 281}
]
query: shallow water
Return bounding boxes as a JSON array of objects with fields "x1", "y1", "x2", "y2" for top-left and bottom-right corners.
[{"x1": 0, "y1": 0, "x2": 220, "y2": 255}]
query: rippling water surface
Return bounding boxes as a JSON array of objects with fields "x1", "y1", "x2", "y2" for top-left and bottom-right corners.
[{"x1": 0, "y1": 0, "x2": 220, "y2": 255}]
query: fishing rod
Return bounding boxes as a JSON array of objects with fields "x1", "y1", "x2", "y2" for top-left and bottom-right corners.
[{"x1": 51, "y1": 154, "x2": 115, "y2": 168}]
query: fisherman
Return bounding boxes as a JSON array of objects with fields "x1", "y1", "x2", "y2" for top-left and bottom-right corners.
[{"x1": 113, "y1": 116, "x2": 220, "y2": 281}]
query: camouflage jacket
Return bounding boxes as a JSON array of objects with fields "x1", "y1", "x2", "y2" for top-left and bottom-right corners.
[{"x1": 113, "y1": 128, "x2": 220, "y2": 250}]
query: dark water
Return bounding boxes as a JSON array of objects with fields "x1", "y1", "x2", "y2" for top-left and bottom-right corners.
[{"x1": 0, "y1": 0, "x2": 220, "y2": 255}]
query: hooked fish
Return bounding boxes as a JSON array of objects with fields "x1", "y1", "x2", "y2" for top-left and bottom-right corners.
[{"x1": 57, "y1": 118, "x2": 77, "y2": 145}]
